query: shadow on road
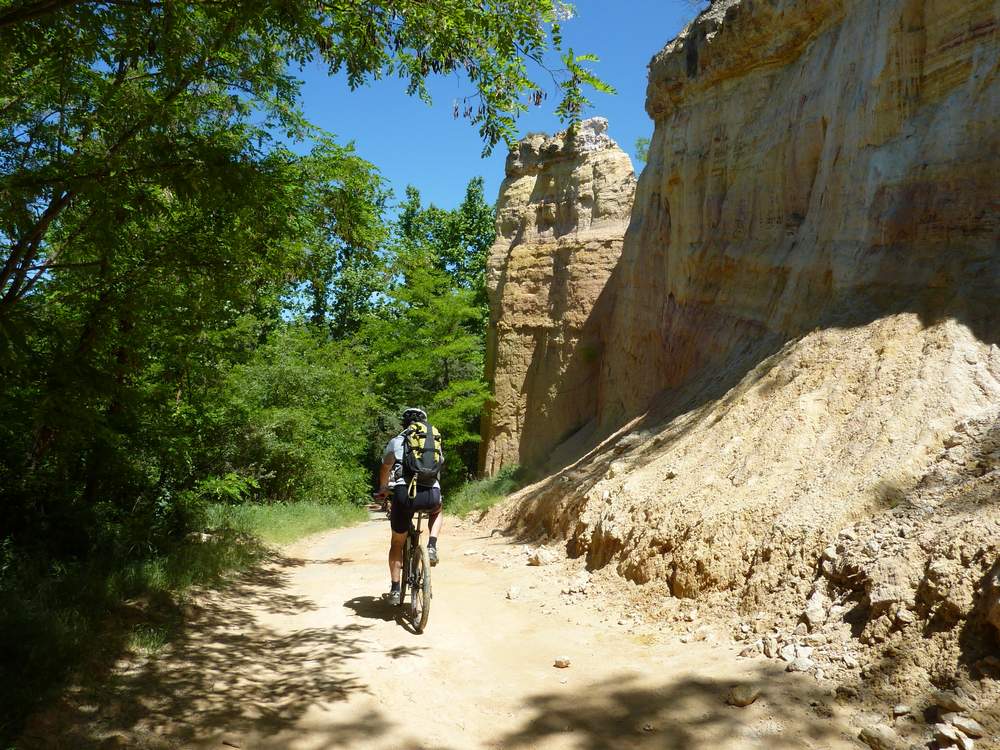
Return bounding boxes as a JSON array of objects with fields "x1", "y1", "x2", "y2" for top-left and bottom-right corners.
[
  {"x1": 344, "y1": 594, "x2": 400, "y2": 623},
  {"x1": 18, "y1": 549, "x2": 893, "y2": 750},
  {"x1": 495, "y1": 670, "x2": 855, "y2": 749},
  {"x1": 19, "y1": 552, "x2": 381, "y2": 749}
]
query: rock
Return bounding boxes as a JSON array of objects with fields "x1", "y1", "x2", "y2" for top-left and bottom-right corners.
[
  {"x1": 985, "y1": 565, "x2": 1000, "y2": 637},
  {"x1": 895, "y1": 609, "x2": 916, "y2": 626},
  {"x1": 553, "y1": 657, "x2": 571, "y2": 668},
  {"x1": 763, "y1": 637, "x2": 779, "y2": 658},
  {"x1": 528, "y1": 547, "x2": 558, "y2": 566},
  {"x1": 480, "y1": 117, "x2": 636, "y2": 474},
  {"x1": 506, "y1": 585, "x2": 520, "y2": 600},
  {"x1": 786, "y1": 657, "x2": 814, "y2": 673},
  {"x1": 859, "y1": 723, "x2": 905, "y2": 750},
  {"x1": 739, "y1": 643, "x2": 760, "y2": 658},
  {"x1": 942, "y1": 714, "x2": 985, "y2": 738},
  {"x1": 935, "y1": 723, "x2": 974, "y2": 749},
  {"x1": 892, "y1": 705, "x2": 911, "y2": 717},
  {"x1": 933, "y1": 690, "x2": 970, "y2": 713},
  {"x1": 725, "y1": 684, "x2": 761, "y2": 707},
  {"x1": 794, "y1": 622, "x2": 809, "y2": 636},
  {"x1": 794, "y1": 645, "x2": 813, "y2": 660},
  {"x1": 804, "y1": 590, "x2": 830, "y2": 630},
  {"x1": 561, "y1": 571, "x2": 591, "y2": 594},
  {"x1": 866, "y1": 558, "x2": 918, "y2": 614},
  {"x1": 605, "y1": 461, "x2": 626, "y2": 480},
  {"x1": 779, "y1": 644, "x2": 797, "y2": 662},
  {"x1": 843, "y1": 654, "x2": 860, "y2": 669}
]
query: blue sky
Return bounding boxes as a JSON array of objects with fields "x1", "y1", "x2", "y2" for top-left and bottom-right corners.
[{"x1": 293, "y1": 1, "x2": 701, "y2": 211}]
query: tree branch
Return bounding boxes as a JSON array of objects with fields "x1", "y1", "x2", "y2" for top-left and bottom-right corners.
[{"x1": 0, "y1": 0, "x2": 86, "y2": 30}]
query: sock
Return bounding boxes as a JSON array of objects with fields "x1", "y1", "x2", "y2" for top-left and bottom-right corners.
[
  {"x1": 428, "y1": 536, "x2": 438, "y2": 549},
  {"x1": 391, "y1": 581, "x2": 400, "y2": 593}
]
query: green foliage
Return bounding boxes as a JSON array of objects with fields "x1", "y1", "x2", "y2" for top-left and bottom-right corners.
[
  {"x1": 219, "y1": 326, "x2": 380, "y2": 505},
  {"x1": 364, "y1": 180, "x2": 496, "y2": 485},
  {"x1": 0, "y1": 1, "x2": 578, "y2": 739},
  {"x1": 446, "y1": 465, "x2": 524, "y2": 518},
  {"x1": 206, "y1": 501, "x2": 367, "y2": 546},
  {"x1": 555, "y1": 48, "x2": 618, "y2": 125},
  {"x1": 0, "y1": 529, "x2": 266, "y2": 743},
  {"x1": 635, "y1": 136, "x2": 651, "y2": 164}
]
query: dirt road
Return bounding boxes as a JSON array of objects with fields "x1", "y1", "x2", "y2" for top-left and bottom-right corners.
[{"x1": 32, "y1": 514, "x2": 868, "y2": 749}]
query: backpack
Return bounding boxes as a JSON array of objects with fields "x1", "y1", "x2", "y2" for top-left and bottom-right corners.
[{"x1": 401, "y1": 421, "x2": 444, "y2": 497}]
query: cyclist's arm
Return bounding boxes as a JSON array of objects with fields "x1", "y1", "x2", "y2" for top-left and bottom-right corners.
[{"x1": 377, "y1": 453, "x2": 394, "y2": 496}]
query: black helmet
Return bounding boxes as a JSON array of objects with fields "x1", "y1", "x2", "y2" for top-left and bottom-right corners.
[{"x1": 401, "y1": 407, "x2": 427, "y2": 427}]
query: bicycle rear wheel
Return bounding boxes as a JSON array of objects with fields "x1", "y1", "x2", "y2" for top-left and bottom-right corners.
[
  {"x1": 409, "y1": 544, "x2": 431, "y2": 633},
  {"x1": 399, "y1": 537, "x2": 410, "y2": 605}
]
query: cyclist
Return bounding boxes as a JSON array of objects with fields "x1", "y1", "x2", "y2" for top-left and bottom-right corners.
[{"x1": 377, "y1": 408, "x2": 443, "y2": 606}]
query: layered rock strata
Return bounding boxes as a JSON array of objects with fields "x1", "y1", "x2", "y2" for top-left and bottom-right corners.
[
  {"x1": 479, "y1": 117, "x2": 635, "y2": 475},
  {"x1": 487, "y1": 0, "x2": 1000, "y2": 708},
  {"x1": 599, "y1": 0, "x2": 999, "y2": 425}
]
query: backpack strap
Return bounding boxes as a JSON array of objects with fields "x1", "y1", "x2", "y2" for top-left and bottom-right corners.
[{"x1": 423, "y1": 422, "x2": 434, "y2": 460}]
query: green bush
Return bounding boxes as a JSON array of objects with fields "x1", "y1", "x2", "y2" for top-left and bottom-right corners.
[
  {"x1": 446, "y1": 465, "x2": 523, "y2": 518},
  {"x1": 206, "y1": 501, "x2": 367, "y2": 545}
]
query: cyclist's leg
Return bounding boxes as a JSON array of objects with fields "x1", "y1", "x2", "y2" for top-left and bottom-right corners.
[
  {"x1": 388, "y1": 485, "x2": 413, "y2": 589},
  {"x1": 425, "y1": 487, "x2": 443, "y2": 564},
  {"x1": 428, "y1": 505, "x2": 443, "y2": 538}
]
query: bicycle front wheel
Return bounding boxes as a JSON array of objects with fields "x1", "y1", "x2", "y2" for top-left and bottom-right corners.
[{"x1": 409, "y1": 544, "x2": 431, "y2": 633}]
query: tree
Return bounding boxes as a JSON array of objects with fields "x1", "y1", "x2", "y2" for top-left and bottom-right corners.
[
  {"x1": 364, "y1": 181, "x2": 496, "y2": 484},
  {"x1": 635, "y1": 136, "x2": 651, "y2": 164},
  {"x1": 0, "y1": 0, "x2": 611, "y2": 317}
]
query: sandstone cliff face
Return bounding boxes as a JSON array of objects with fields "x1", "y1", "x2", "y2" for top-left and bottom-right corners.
[
  {"x1": 600, "y1": 0, "x2": 998, "y2": 424},
  {"x1": 487, "y1": 0, "x2": 1000, "y2": 707},
  {"x1": 480, "y1": 118, "x2": 635, "y2": 475}
]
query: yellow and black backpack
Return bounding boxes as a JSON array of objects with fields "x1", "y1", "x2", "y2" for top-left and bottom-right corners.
[{"x1": 401, "y1": 421, "x2": 444, "y2": 498}]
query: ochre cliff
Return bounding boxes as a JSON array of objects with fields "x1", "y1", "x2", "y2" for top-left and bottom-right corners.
[
  {"x1": 485, "y1": 0, "x2": 1000, "y2": 714},
  {"x1": 600, "y1": 0, "x2": 998, "y2": 424},
  {"x1": 480, "y1": 117, "x2": 635, "y2": 475}
]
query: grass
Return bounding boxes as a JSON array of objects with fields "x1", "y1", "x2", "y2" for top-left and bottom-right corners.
[
  {"x1": 0, "y1": 500, "x2": 366, "y2": 745},
  {"x1": 206, "y1": 500, "x2": 367, "y2": 545},
  {"x1": 446, "y1": 465, "x2": 523, "y2": 518}
]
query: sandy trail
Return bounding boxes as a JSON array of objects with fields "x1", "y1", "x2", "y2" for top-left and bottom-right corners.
[{"x1": 36, "y1": 515, "x2": 867, "y2": 749}]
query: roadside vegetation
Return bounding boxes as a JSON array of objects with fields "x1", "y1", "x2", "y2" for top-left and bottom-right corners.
[
  {"x1": 206, "y1": 502, "x2": 368, "y2": 546},
  {"x1": 0, "y1": 1, "x2": 613, "y2": 741},
  {"x1": 447, "y1": 465, "x2": 527, "y2": 518}
]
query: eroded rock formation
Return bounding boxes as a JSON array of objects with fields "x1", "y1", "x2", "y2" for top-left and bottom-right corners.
[
  {"x1": 479, "y1": 117, "x2": 635, "y2": 475},
  {"x1": 599, "y1": 0, "x2": 999, "y2": 425},
  {"x1": 486, "y1": 0, "x2": 1000, "y2": 710}
]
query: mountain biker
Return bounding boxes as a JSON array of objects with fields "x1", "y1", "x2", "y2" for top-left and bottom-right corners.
[{"x1": 377, "y1": 408, "x2": 443, "y2": 606}]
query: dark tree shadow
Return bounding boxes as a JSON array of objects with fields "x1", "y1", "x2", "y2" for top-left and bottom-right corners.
[
  {"x1": 18, "y1": 553, "x2": 389, "y2": 750},
  {"x1": 496, "y1": 668, "x2": 857, "y2": 749}
]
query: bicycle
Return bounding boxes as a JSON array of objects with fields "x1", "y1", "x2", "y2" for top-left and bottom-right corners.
[{"x1": 398, "y1": 509, "x2": 432, "y2": 633}]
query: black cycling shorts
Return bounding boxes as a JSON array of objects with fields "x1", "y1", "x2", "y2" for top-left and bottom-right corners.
[{"x1": 390, "y1": 483, "x2": 442, "y2": 534}]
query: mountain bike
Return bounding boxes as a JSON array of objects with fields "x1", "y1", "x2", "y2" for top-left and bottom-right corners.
[{"x1": 398, "y1": 509, "x2": 431, "y2": 633}]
